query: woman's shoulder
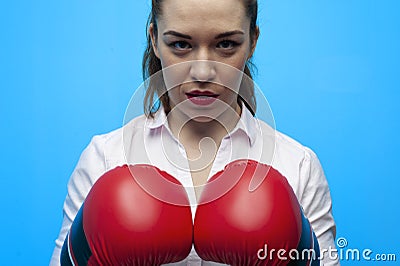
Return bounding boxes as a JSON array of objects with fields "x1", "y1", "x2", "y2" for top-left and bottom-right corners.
[
  {"x1": 256, "y1": 121, "x2": 322, "y2": 195},
  {"x1": 90, "y1": 114, "x2": 149, "y2": 145},
  {"x1": 256, "y1": 120, "x2": 316, "y2": 161},
  {"x1": 82, "y1": 115, "x2": 151, "y2": 166},
  {"x1": 275, "y1": 129, "x2": 316, "y2": 159}
]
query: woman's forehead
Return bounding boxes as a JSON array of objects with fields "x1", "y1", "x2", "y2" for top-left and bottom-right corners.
[
  {"x1": 158, "y1": 0, "x2": 248, "y2": 32},
  {"x1": 160, "y1": 0, "x2": 245, "y2": 13}
]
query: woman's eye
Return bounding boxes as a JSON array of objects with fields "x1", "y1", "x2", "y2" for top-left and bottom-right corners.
[
  {"x1": 171, "y1": 41, "x2": 191, "y2": 50},
  {"x1": 217, "y1": 40, "x2": 237, "y2": 50}
]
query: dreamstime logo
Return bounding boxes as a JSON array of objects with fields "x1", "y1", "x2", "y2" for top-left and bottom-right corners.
[
  {"x1": 257, "y1": 244, "x2": 319, "y2": 262},
  {"x1": 336, "y1": 237, "x2": 348, "y2": 248},
  {"x1": 256, "y1": 237, "x2": 397, "y2": 262},
  {"x1": 325, "y1": 237, "x2": 397, "y2": 262}
]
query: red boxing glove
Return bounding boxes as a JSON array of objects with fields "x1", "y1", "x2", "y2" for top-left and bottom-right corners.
[
  {"x1": 60, "y1": 164, "x2": 193, "y2": 266},
  {"x1": 194, "y1": 160, "x2": 304, "y2": 266}
]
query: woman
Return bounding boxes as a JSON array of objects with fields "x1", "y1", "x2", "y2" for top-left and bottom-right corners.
[{"x1": 51, "y1": 0, "x2": 339, "y2": 265}]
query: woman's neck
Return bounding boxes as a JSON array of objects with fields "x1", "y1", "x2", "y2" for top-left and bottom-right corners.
[{"x1": 167, "y1": 103, "x2": 242, "y2": 149}]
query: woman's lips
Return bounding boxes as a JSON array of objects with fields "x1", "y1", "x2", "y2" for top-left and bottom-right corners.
[{"x1": 185, "y1": 90, "x2": 219, "y2": 106}]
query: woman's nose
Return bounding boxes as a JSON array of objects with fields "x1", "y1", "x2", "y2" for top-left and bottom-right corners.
[{"x1": 190, "y1": 51, "x2": 216, "y2": 82}]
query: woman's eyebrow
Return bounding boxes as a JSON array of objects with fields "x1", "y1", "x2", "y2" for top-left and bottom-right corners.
[
  {"x1": 163, "y1": 31, "x2": 192, "y2": 39},
  {"x1": 163, "y1": 30, "x2": 245, "y2": 40},
  {"x1": 215, "y1": 30, "x2": 244, "y2": 39}
]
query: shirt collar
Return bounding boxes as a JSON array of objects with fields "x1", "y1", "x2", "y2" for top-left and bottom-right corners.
[
  {"x1": 146, "y1": 106, "x2": 168, "y2": 130},
  {"x1": 231, "y1": 103, "x2": 259, "y2": 146},
  {"x1": 146, "y1": 103, "x2": 259, "y2": 146}
]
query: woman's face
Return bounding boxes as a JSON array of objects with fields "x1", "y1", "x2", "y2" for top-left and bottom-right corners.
[{"x1": 150, "y1": 0, "x2": 258, "y2": 122}]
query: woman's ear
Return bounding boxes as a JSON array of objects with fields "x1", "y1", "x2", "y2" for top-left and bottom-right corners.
[
  {"x1": 149, "y1": 23, "x2": 160, "y2": 58},
  {"x1": 248, "y1": 26, "x2": 260, "y2": 59}
]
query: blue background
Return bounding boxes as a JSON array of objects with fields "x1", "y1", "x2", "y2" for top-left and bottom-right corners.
[{"x1": 1, "y1": 0, "x2": 399, "y2": 265}]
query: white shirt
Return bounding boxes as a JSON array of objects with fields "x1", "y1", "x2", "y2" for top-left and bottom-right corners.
[{"x1": 50, "y1": 106, "x2": 339, "y2": 265}]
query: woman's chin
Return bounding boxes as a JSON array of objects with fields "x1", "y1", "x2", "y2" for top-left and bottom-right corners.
[{"x1": 190, "y1": 116, "x2": 215, "y2": 123}]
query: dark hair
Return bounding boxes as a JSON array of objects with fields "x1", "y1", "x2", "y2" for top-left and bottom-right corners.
[{"x1": 142, "y1": 0, "x2": 258, "y2": 117}]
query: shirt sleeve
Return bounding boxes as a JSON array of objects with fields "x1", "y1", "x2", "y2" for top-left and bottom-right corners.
[
  {"x1": 300, "y1": 147, "x2": 340, "y2": 266},
  {"x1": 50, "y1": 135, "x2": 107, "y2": 266}
]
